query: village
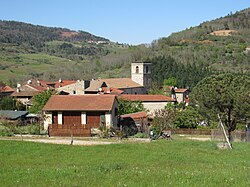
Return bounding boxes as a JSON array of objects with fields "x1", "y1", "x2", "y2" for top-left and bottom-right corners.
[{"x1": 0, "y1": 61, "x2": 191, "y2": 138}]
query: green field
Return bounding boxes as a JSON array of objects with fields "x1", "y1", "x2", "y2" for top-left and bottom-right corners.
[{"x1": 0, "y1": 140, "x2": 249, "y2": 187}]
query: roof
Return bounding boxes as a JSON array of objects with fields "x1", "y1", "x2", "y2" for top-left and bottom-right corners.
[
  {"x1": 101, "y1": 87, "x2": 124, "y2": 94},
  {"x1": 54, "y1": 80, "x2": 77, "y2": 88},
  {"x1": 175, "y1": 88, "x2": 188, "y2": 93},
  {"x1": 43, "y1": 95, "x2": 117, "y2": 111},
  {"x1": 84, "y1": 80, "x2": 107, "y2": 92},
  {"x1": 0, "y1": 85, "x2": 14, "y2": 93},
  {"x1": 0, "y1": 110, "x2": 28, "y2": 120},
  {"x1": 11, "y1": 91, "x2": 40, "y2": 97},
  {"x1": 121, "y1": 111, "x2": 147, "y2": 119},
  {"x1": 101, "y1": 78, "x2": 143, "y2": 89},
  {"x1": 120, "y1": 94, "x2": 175, "y2": 102}
]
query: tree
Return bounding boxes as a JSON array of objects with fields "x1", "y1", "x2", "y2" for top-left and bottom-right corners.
[
  {"x1": 191, "y1": 74, "x2": 250, "y2": 140},
  {"x1": 118, "y1": 98, "x2": 145, "y2": 115},
  {"x1": 29, "y1": 90, "x2": 54, "y2": 114},
  {"x1": 163, "y1": 77, "x2": 177, "y2": 86},
  {"x1": 152, "y1": 109, "x2": 176, "y2": 137},
  {"x1": 0, "y1": 96, "x2": 25, "y2": 110},
  {"x1": 174, "y1": 106, "x2": 202, "y2": 128}
]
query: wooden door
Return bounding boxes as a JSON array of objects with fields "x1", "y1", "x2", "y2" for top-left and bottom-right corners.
[
  {"x1": 63, "y1": 111, "x2": 81, "y2": 125},
  {"x1": 87, "y1": 112, "x2": 104, "y2": 128},
  {"x1": 52, "y1": 112, "x2": 58, "y2": 124}
]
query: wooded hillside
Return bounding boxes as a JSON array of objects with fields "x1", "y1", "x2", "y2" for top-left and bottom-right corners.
[{"x1": 0, "y1": 8, "x2": 250, "y2": 88}]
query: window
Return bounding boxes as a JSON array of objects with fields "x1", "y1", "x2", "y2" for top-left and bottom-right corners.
[
  {"x1": 146, "y1": 66, "x2": 149, "y2": 73},
  {"x1": 73, "y1": 90, "x2": 76, "y2": 95},
  {"x1": 136, "y1": 66, "x2": 139, "y2": 73}
]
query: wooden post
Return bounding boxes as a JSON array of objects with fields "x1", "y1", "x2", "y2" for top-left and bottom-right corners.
[{"x1": 218, "y1": 114, "x2": 232, "y2": 149}]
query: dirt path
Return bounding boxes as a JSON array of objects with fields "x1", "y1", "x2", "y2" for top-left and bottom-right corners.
[{"x1": 0, "y1": 136, "x2": 151, "y2": 146}]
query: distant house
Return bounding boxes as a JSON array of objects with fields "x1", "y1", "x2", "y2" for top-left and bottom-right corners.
[
  {"x1": 11, "y1": 79, "x2": 77, "y2": 106},
  {"x1": 120, "y1": 94, "x2": 176, "y2": 115},
  {"x1": 0, "y1": 110, "x2": 28, "y2": 123},
  {"x1": 101, "y1": 78, "x2": 146, "y2": 94},
  {"x1": 0, "y1": 83, "x2": 14, "y2": 99},
  {"x1": 84, "y1": 80, "x2": 107, "y2": 94},
  {"x1": 11, "y1": 81, "x2": 48, "y2": 107},
  {"x1": 43, "y1": 95, "x2": 118, "y2": 136},
  {"x1": 56, "y1": 80, "x2": 89, "y2": 95},
  {"x1": 120, "y1": 111, "x2": 148, "y2": 132},
  {"x1": 174, "y1": 88, "x2": 189, "y2": 105}
]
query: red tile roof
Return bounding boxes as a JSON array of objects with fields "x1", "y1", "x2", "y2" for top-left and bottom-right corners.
[
  {"x1": 54, "y1": 80, "x2": 77, "y2": 88},
  {"x1": 0, "y1": 85, "x2": 14, "y2": 93},
  {"x1": 120, "y1": 94, "x2": 175, "y2": 102},
  {"x1": 121, "y1": 111, "x2": 147, "y2": 119},
  {"x1": 43, "y1": 95, "x2": 117, "y2": 111}
]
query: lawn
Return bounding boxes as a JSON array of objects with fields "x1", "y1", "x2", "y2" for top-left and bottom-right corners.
[{"x1": 0, "y1": 140, "x2": 249, "y2": 186}]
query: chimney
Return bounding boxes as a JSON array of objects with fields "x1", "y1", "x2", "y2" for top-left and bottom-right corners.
[
  {"x1": 27, "y1": 80, "x2": 32, "y2": 84},
  {"x1": 59, "y1": 78, "x2": 62, "y2": 83}
]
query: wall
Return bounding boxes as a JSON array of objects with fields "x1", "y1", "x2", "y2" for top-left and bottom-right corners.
[
  {"x1": 43, "y1": 111, "x2": 52, "y2": 130},
  {"x1": 143, "y1": 101, "x2": 175, "y2": 115},
  {"x1": 122, "y1": 87, "x2": 146, "y2": 94},
  {"x1": 131, "y1": 62, "x2": 152, "y2": 90},
  {"x1": 56, "y1": 81, "x2": 85, "y2": 95}
]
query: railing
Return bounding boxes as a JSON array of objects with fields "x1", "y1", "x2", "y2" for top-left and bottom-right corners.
[
  {"x1": 48, "y1": 123, "x2": 91, "y2": 137},
  {"x1": 171, "y1": 129, "x2": 211, "y2": 135}
]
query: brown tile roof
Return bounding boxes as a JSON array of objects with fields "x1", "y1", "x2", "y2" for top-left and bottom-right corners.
[
  {"x1": 84, "y1": 80, "x2": 107, "y2": 92},
  {"x1": 121, "y1": 111, "x2": 147, "y2": 119},
  {"x1": 11, "y1": 91, "x2": 41, "y2": 97},
  {"x1": 120, "y1": 94, "x2": 175, "y2": 102},
  {"x1": 175, "y1": 88, "x2": 188, "y2": 93},
  {"x1": 43, "y1": 95, "x2": 116, "y2": 111},
  {"x1": 101, "y1": 78, "x2": 143, "y2": 89}
]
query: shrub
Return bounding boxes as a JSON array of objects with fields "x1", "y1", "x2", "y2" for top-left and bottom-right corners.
[
  {"x1": 27, "y1": 124, "x2": 40, "y2": 135},
  {"x1": 0, "y1": 125, "x2": 14, "y2": 136},
  {"x1": 132, "y1": 133, "x2": 148, "y2": 138}
]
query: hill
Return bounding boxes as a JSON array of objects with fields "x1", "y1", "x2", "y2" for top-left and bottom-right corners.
[
  {"x1": 149, "y1": 8, "x2": 250, "y2": 87},
  {"x1": 0, "y1": 8, "x2": 250, "y2": 88},
  {"x1": 0, "y1": 20, "x2": 138, "y2": 85}
]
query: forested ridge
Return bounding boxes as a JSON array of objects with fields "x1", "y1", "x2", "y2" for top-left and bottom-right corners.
[{"x1": 0, "y1": 8, "x2": 250, "y2": 88}]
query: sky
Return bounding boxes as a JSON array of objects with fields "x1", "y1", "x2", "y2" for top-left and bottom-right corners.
[{"x1": 0, "y1": 0, "x2": 250, "y2": 45}]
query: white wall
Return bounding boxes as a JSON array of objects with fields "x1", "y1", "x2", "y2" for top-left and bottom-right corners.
[{"x1": 43, "y1": 111, "x2": 52, "y2": 130}]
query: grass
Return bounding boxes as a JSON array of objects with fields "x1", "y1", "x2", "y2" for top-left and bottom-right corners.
[{"x1": 0, "y1": 139, "x2": 249, "y2": 186}]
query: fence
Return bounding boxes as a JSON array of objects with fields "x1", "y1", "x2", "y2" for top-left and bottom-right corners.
[
  {"x1": 48, "y1": 124, "x2": 91, "y2": 137},
  {"x1": 171, "y1": 129, "x2": 211, "y2": 135},
  {"x1": 211, "y1": 129, "x2": 249, "y2": 142}
]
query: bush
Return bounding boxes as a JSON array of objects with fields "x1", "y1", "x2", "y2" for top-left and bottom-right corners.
[
  {"x1": 27, "y1": 124, "x2": 40, "y2": 135},
  {"x1": 0, "y1": 125, "x2": 14, "y2": 136},
  {"x1": 132, "y1": 133, "x2": 148, "y2": 138}
]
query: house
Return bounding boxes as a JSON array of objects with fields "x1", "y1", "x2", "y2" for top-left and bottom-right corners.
[
  {"x1": 11, "y1": 79, "x2": 78, "y2": 106},
  {"x1": 0, "y1": 83, "x2": 14, "y2": 99},
  {"x1": 43, "y1": 95, "x2": 118, "y2": 136},
  {"x1": 120, "y1": 111, "x2": 148, "y2": 133},
  {"x1": 100, "y1": 78, "x2": 146, "y2": 94},
  {"x1": 120, "y1": 94, "x2": 176, "y2": 115},
  {"x1": 11, "y1": 80, "x2": 48, "y2": 106},
  {"x1": 56, "y1": 80, "x2": 89, "y2": 95},
  {"x1": 84, "y1": 80, "x2": 107, "y2": 94},
  {"x1": 0, "y1": 110, "x2": 28, "y2": 124},
  {"x1": 173, "y1": 88, "x2": 189, "y2": 104}
]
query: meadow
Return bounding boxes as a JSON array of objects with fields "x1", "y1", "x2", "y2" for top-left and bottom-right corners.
[{"x1": 0, "y1": 139, "x2": 249, "y2": 187}]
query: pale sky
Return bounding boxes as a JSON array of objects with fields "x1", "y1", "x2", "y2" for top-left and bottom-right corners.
[{"x1": 0, "y1": 0, "x2": 249, "y2": 44}]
